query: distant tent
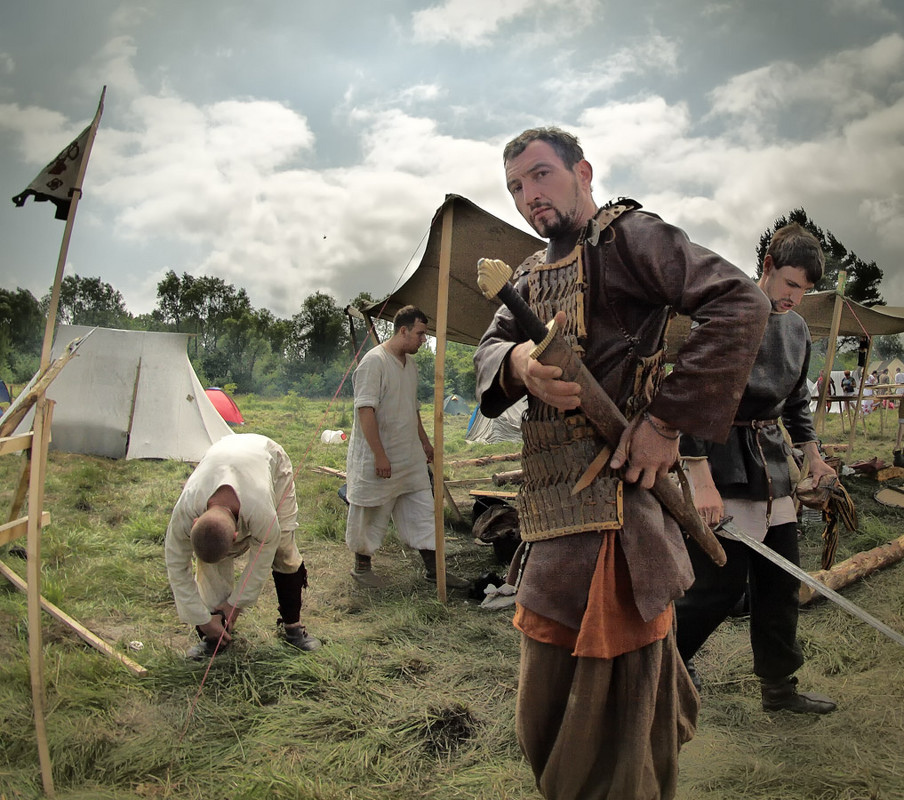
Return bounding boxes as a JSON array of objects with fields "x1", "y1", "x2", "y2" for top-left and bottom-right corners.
[
  {"x1": 15, "y1": 325, "x2": 234, "y2": 460},
  {"x1": 466, "y1": 397, "x2": 527, "y2": 444},
  {"x1": 206, "y1": 387, "x2": 244, "y2": 425},
  {"x1": 0, "y1": 379, "x2": 10, "y2": 405},
  {"x1": 443, "y1": 394, "x2": 471, "y2": 416}
]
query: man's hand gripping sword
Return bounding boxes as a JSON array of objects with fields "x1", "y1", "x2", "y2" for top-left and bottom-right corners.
[{"x1": 477, "y1": 257, "x2": 727, "y2": 567}]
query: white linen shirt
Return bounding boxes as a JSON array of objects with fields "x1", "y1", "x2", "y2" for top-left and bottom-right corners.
[
  {"x1": 346, "y1": 344, "x2": 431, "y2": 507},
  {"x1": 164, "y1": 434, "x2": 298, "y2": 625}
]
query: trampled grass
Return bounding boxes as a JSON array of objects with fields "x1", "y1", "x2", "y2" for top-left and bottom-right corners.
[{"x1": 0, "y1": 399, "x2": 902, "y2": 799}]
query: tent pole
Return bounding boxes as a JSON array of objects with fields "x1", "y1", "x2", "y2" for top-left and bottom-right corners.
[
  {"x1": 814, "y1": 271, "x2": 847, "y2": 434},
  {"x1": 432, "y1": 201, "x2": 455, "y2": 603}
]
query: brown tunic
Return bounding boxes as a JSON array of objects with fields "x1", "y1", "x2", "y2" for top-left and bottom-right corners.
[{"x1": 474, "y1": 205, "x2": 770, "y2": 625}]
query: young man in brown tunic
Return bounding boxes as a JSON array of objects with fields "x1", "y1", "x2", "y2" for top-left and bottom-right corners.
[{"x1": 474, "y1": 127, "x2": 770, "y2": 799}]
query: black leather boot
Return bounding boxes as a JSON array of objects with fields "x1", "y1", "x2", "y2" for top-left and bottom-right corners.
[{"x1": 761, "y1": 675, "x2": 837, "y2": 714}]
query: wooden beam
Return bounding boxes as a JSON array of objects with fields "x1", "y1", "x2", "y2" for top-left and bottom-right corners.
[
  {"x1": 27, "y1": 399, "x2": 54, "y2": 796},
  {"x1": 0, "y1": 511, "x2": 51, "y2": 547},
  {"x1": 0, "y1": 432, "x2": 34, "y2": 457}
]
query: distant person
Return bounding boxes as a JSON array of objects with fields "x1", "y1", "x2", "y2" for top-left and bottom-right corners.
[
  {"x1": 165, "y1": 434, "x2": 320, "y2": 659},
  {"x1": 678, "y1": 222, "x2": 837, "y2": 714},
  {"x1": 344, "y1": 305, "x2": 468, "y2": 589},
  {"x1": 816, "y1": 370, "x2": 836, "y2": 413},
  {"x1": 863, "y1": 370, "x2": 878, "y2": 413},
  {"x1": 895, "y1": 367, "x2": 904, "y2": 395},
  {"x1": 879, "y1": 369, "x2": 892, "y2": 408},
  {"x1": 840, "y1": 370, "x2": 856, "y2": 412}
]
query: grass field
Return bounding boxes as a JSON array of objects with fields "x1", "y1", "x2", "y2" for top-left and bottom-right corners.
[{"x1": 1, "y1": 396, "x2": 903, "y2": 800}]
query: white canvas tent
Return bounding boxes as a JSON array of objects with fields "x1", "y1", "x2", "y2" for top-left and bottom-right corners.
[
  {"x1": 16, "y1": 325, "x2": 234, "y2": 461},
  {"x1": 466, "y1": 396, "x2": 526, "y2": 444}
]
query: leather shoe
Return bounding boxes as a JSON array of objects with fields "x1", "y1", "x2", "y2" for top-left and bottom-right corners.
[
  {"x1": 761, "y1": 676, "x2": 836, "y2": 714},
  {"x1": 281, "y1": 624, "x2": 322, "y2": 652},
  {"x1": 350, "y1": 568, "x2": 389, "y2": 588}
]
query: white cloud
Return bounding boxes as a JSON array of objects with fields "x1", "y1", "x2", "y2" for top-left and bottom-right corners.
[
  {"x1": 542, "y1": 35, "x2": 680, "y2": 112},
  {"x1": 411, "y1": 0, "x2": 596, "y2": 47},
  {"x1": 828, "y1": 0, "x2": 897, "y2": 22},
  {"x1": 412, "y1": 0, "x2": 537, "y2": 46},
  {"x1": 709, "y1": 33, "x2": 904, "y2": 131},
  {"x1": 0, "y1": 51, "x2": 14, "y2": 75},
  {"x1": 0, "y1": 103, "x2": 83, "y2": 165}
]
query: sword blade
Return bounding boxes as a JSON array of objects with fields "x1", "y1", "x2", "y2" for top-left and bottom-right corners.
[{"x1": 717, "y1": 519, "x2": 904, "y2": 649}]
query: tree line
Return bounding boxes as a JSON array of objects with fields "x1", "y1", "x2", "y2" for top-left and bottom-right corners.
[
  {"x1": 0, "y1": 270, "x2": 478, "y2": 401},
  {"x1": 1, "y1": 208, "x2": 895, "y2": 399}
]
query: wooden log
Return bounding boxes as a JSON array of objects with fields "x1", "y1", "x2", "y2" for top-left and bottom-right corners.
[
  {"x1": 447, "y1": 452, "x2": 521, "y2": 467},
  {"x1": 492, "y1": 469, "x2": 524, "y2": 486},
  {"x1": 469, "y1": 489, "x2": 519, "y2": 500},
  {"x1": 799, "y1": 533, "x2": 904, "y2": 604}
]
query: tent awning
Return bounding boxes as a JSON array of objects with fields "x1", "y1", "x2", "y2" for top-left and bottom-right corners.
[{"x1": 363, "y1": 194, "x2": 544, "y2": 346}]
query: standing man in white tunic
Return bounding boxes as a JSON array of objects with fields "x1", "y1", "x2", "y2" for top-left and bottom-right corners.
[{"x1": 345, "y1": 305, "x2": 468, "y2": 589}]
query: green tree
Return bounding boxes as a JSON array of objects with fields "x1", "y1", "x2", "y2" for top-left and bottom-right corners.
[
  {"x1": 46, "y1": 274, "x2": 132, "y2": 328},
  {"x1": 0, "y1": 287, "x2": 43, "y2": 380},
  {"x1": 153, "y1": 271, "x2": 252, "y2": 356},
  {"x1": 755, "y1": 209, "x2": 884, "y2": 306},
  {"x1": 288, "y1": 291, "x2": 349, "y2": 366}
]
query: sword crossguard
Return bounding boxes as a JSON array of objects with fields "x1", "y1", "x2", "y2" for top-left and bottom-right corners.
[{"x1": 529, "y1": 318, "x2": 558, "y2": 360}]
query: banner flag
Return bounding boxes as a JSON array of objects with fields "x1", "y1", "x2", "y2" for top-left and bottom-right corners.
[
  {"x1": 11, "y1": 88, "x2": 105, "y2": 221},
  {"x1": 11, "y1": 124, "x2": 93, "y2": 220}
]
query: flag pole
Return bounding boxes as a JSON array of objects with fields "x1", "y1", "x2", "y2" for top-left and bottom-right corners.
[
  {"x1": 25, "y1": 86, "x2": 105, "y2": 797},
  {"x1": 39, "y1": 86, "x2": 106, "y2": 369}
]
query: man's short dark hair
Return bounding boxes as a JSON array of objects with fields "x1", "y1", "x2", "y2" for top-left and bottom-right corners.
[
  {"x1": 766, "y1": 223, "x2": 825, "y2": 284},
  {"x1": 393, "y1": 305, "x2": 428, "y2": 333},
  {"x1": 503, "y1": 127, "x2": 585, "y2": 169}
]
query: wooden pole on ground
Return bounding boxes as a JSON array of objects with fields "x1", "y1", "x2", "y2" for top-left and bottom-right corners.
[
  {"x1": 814, "y1": 270, "x2": 847, "y2": 434},
  {"x1": 800, "y1": 532, "x2": 904, "y2": 604},
  {"x1": 431, "y1": 201, "x2": 454, "y2": 602}
]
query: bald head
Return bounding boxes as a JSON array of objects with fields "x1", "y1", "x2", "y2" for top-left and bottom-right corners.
[{"x1": 190, "y1": 505, "x2": 236, "y2": 563}]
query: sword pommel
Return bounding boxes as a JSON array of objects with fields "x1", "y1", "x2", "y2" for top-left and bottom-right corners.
[{"x1": 477, "y1": 258, "x2": 513, "y2": 300}]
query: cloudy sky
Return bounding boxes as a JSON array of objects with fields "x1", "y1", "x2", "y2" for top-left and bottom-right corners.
[{"x1": 1, "y1": 0, "x2": 903, "y2": 320}]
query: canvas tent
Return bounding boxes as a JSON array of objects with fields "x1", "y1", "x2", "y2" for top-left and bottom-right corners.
[
  {"x1": 16, "y1": 325, "x2": 234, "y2": 461},
  {"x1": 443, "y1": 394, "x2": 470, "y2": 415},
  {"x1": 206, "y1": 387, "x2": 245, "y2": 425},
  {"x1": 466, "y1": 396, "x2": 526, "y2": 444}
]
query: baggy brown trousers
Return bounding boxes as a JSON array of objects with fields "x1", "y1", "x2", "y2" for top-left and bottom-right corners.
[{"x1": 516, "y1": 624, "x2": 698, "y2": 800}]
